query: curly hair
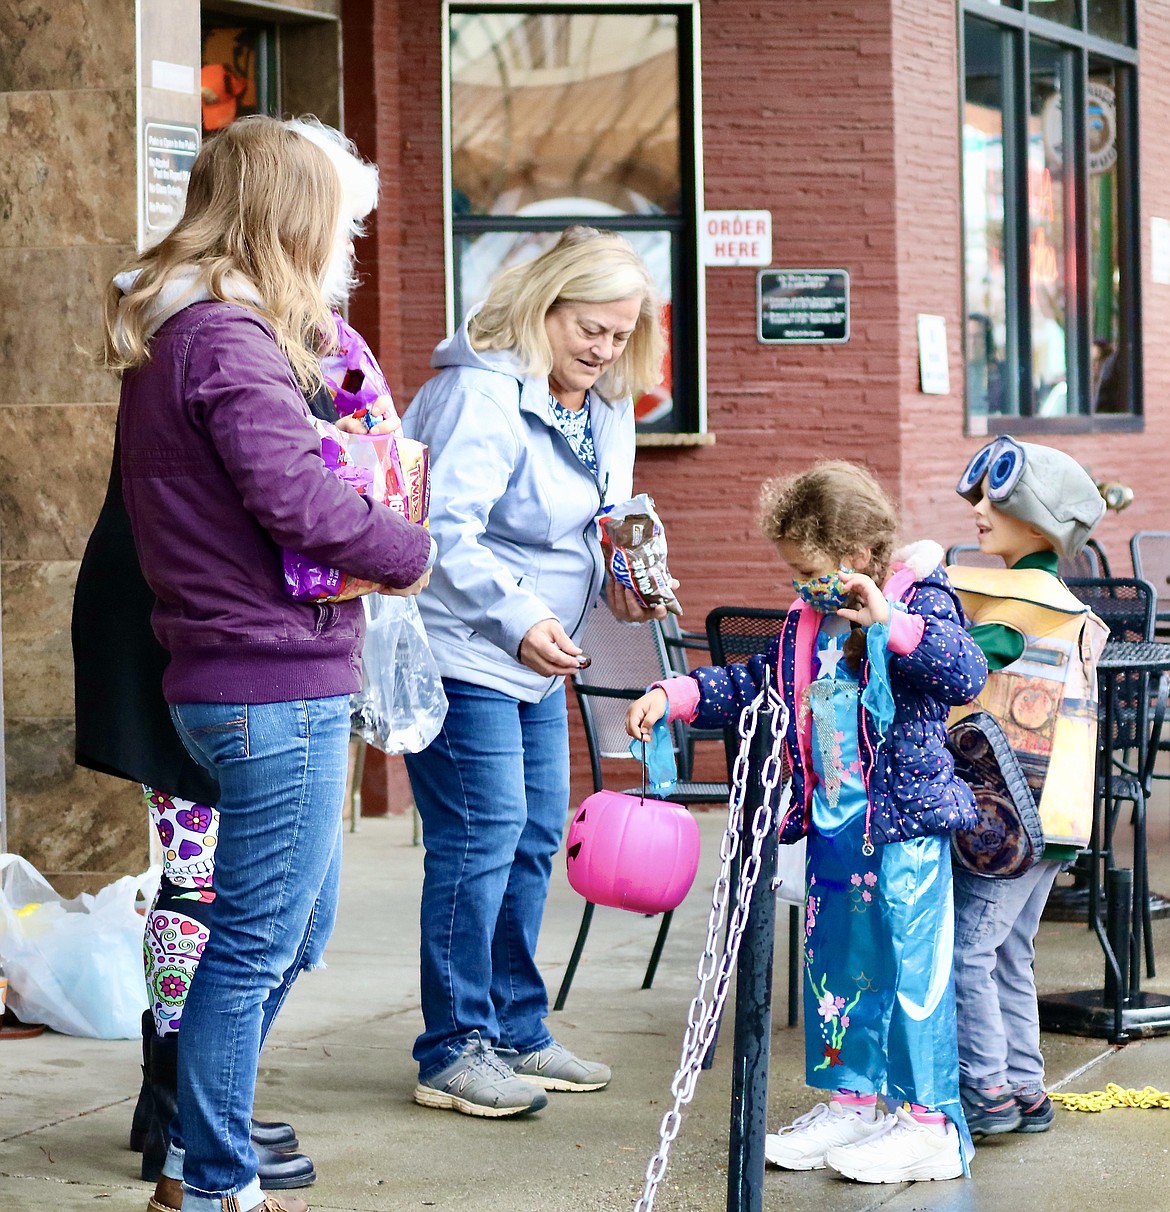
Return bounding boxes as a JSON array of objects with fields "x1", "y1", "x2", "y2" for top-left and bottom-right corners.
[{"x1": 758, "y1": 460, "x2": 899, "y2": 581}]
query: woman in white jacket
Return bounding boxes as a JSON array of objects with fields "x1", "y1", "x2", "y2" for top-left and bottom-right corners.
[{"x1": 403, "y1": 226, "x2": 667, "y2": 1117}]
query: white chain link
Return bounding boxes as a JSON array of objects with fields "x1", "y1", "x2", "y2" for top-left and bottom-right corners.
[{"x1": 633, "y1": 683, "x2": 791, "y2": 1212}]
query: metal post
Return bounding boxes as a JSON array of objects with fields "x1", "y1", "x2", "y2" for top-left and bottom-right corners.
[
  {"x1": 1104, "y1": 865, "x2": 1132, "y2": 1042},
  {"x1": 726, "y1": 696, "x2": 778, "y2": 1212}
]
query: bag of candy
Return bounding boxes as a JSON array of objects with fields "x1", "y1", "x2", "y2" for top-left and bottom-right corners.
[
  {"x1": 282, "y1": 419, "x2": 429, "y2": 602},
  {"x1": 597, "y1": 493, "x2": 683, "y2": 616}
]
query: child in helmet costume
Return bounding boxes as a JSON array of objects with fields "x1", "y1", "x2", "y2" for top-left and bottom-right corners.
[{"x1": 947, "y1": 436, "x2": 1107, "y2": 1138}]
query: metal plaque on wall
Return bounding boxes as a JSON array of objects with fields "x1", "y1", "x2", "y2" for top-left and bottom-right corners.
[{"x1": 756, "y1": 268, "x2": 850, "y2": 344}]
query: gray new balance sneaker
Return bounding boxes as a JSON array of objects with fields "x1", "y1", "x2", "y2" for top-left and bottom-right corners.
[
  {"x1": 506, "y1": 1040, "x2": 611, "y2": 1092},
  {"x1": 414, "y1": 1036, "x2": 549, "y2": 1118}
]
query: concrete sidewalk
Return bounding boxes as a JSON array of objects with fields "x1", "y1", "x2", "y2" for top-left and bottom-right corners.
[{"x1": 3, "y1": 803, "x2": 1170, "y2": 1212}]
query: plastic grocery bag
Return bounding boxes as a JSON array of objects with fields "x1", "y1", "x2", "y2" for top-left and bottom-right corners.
[
  {"x1": 351, "y1": 594, "x2": 448, "y2": 755},
  {"x1": 0, "y1": 854, "x2": 158, "y2": 1038}
]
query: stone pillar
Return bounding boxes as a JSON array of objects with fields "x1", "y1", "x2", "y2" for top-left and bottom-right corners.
[{"x1": 0, "y1": 0, "x2": 198, "y2": 894}]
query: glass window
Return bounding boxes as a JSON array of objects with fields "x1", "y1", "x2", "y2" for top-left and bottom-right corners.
[
  {"x1": 963, "y1": 19, "x2": 1012, "y2": 419},
  {"x1": 1030, "y1": 0, "x2": 1078, "y2": 29},
  {"x1": 200, "y1": 21, "x2": 277, "y2": 135},
  {"x1": 1087, "y1": 61, "x2": 1124, "y2": 412},
  {"x1": 450, "y1": 12, "x2": 680, "y2": 218},
  {"x1": 960, "y1": 5, "x2": 1138, "y2": 429},
  {"x1": 447, "y1": 6, "x2": 699, "y2": 434},
  {"x1": 1028, "y1": 38, "x2": 1068, "y2": 417},
  {"x1": 1088, "y1": 1, "x2": 1130, "y2": 44}
]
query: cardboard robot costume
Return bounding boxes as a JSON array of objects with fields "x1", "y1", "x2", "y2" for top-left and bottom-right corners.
[{"x1": 947, "y1": 438, "x2": 1108, "y2": 877}]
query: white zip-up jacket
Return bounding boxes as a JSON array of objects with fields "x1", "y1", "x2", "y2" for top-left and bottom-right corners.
[{"x1": 402, "y1": 318, "x2": 635, "y2": 702}]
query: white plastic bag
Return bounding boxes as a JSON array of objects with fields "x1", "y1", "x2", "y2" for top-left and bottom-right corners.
[
  {"x1": 776, "y1": 835, "x2": 808, "y2": 906},
  {"x1": 351, "y1": 594, "x2": 448, "y2": 754},
  {"x1": 0, "y1": 854, "x2": 158, "y2": 1038}
]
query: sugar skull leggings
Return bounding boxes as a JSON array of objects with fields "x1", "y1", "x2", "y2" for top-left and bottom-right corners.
[{"x1": 142, "y1": 786, "x2": 219, "y2": 1036}]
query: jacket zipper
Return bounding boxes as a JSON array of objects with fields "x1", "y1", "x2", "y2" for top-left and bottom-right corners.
[
  {"x1": 858, "y1": 663, "x2": 877, "y2": 856},
  {"x1": 548, "y1": 421, "x2": 606, "y2": 641}
]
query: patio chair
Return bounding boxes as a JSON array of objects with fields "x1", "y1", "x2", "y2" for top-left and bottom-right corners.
[
  {"x1": 705, "y1": 606, "x2": 803, "y2": 1028},
  {"x1": 1065, "y1": 576, "x2": 1160, "y2": 976},
  {"x1": 659, "y1": 613, "x2": 724, "y2": 773},
  {"x1": 553, "y1": 602, "x2": 729, "y2": 1011},
  {"x1": 1126, "y1": 533, "x2": 1170, "y2": 786},
  {"x1": 946, "y1": 540, "x2": 1109, "y2": 579},
  {"x1": 1130, "y1": 531, "x2": 1170, "y2": 637}
]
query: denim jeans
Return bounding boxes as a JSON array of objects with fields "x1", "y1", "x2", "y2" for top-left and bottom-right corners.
[
  {"x1": 953, "y1": 858, "x2": 1061, "y2": 1095},
  {"x1": 167, "y1": 696, "x2": 349, "y2": 1212},
  {"x1": 405, "y1": 679, "x2": 569, "y2": 1078}
]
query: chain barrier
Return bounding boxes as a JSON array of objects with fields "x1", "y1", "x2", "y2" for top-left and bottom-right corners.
[
  {"x1": 633, "y1": 683, "x2": 791, "y2": 1212},
  {"x1": 1051, "y1": 1083, "x2": 1170, "y2": 1112}
]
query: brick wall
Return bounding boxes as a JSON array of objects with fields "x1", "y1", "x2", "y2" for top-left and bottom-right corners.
[{"x1": 349, "y1": 0, "x2": 1170, "y2": 808}]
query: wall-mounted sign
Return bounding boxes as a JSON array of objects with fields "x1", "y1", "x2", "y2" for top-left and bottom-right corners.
[
  {"x1": 701, "y1": 210, "x2": 772, "y2": 266},
  {"x1": 1152, "y1": 217, "x2": 1170, "y2": 286},
  {"x1": 757, "y1": 269, "x2": 849, "y2": 344},
  {"x1": 144, "y1": 122, "x2": 199, "y2": 235},
  {"x1": 1041, "y1": 81, "x2": 1117, "y2": 175},
  {"x1": 916, "y1": 314, "x2": 951, "y2": 394}
]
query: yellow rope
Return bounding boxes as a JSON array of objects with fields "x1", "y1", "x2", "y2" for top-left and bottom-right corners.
[{"x1": 1051, "y1": 1083, "x2": 1170, "y2": 1112}]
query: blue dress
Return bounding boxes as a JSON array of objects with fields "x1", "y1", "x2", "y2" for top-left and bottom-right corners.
[{"x1": 802, "y1": 617, "x2": 972, "y2": 1161}]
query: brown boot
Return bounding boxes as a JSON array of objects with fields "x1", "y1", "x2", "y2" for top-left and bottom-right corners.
[
  {"x1": 146, "y1": 1178, "x2": 308, "y2": 1212},
  {"x1": 146, "y1": 1175, "x2": 182, "y2": 1212}
]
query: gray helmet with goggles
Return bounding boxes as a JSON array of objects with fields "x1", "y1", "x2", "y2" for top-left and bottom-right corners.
[{"x1": 955, "y1": 436, "x2": 1105, "y2": 557}]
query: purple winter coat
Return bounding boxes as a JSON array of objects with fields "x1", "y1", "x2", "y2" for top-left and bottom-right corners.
[{"x1": 118, "y1": 301, "x2": 432, "y2": 705}]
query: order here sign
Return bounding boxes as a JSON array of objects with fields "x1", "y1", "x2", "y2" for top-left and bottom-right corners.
[{"x1": 701, "y1": 210, "x2": 772, "y2": 267}]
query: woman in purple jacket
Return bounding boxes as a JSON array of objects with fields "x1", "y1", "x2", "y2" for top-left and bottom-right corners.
[
  {"x1": 627, "y1": 461, "x2": 987, "y2": 1186},
  {"x1": 100, "y1": 117, "x2": 432, "y2": 1212}
]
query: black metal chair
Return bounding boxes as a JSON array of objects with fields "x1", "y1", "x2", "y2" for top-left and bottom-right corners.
[
  {"x1": 946, "y1": 540, "x2": 1109, "y2": 579},
  {"x1": 705, "y1": 606, "x2": 803, "y2": 1029},
  {"x1": 1130, "y1": 531, "x2": 1170, "y2": 638},
  {"x1": 1128, "y1": 532, "x2": 1170, "y2": 781},
  {"x1": 1065, "y1": 577, "x2": 1159, "y2": 976},
  {"x1": 553, "y1": 603, "x2": 728, "y2": 1011},
  {"x1": 659, "y1": 613, "x2": 725, "y2": 775}
]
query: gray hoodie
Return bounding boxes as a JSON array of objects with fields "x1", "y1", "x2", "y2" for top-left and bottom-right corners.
[{"x1": 402, "y1": 319, "x2": 635, "y2": 702}]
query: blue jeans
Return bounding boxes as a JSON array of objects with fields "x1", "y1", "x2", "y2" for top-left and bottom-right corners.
[
  {"x1": 953, "y1": 858, "x2": 1061, "y2": 1095},
  {"x1": 167, "y1": 696, "x2": 349, "y2": 1212},
  {"x1": 405, "y1": 679, "x2": 569, "y2": 1079}
]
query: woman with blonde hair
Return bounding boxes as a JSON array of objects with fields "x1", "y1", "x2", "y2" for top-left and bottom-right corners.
[
  {"x1": 81, "y1": 116, "x2": 400, "y2": 1204},
  {"x1": 92, "y1": 115, "x2": 432, "y2": 1212},
  {"x1": 402, "y1": 225, "x2": 669, "y2": 1118}
]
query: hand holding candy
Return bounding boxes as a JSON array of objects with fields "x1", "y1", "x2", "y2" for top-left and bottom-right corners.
[{"x1": 835, "y1": 571, "x2": 890, "y2": 627}]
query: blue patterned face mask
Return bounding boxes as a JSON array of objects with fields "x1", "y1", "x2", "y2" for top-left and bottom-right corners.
[{"x1": 792, "y1": 569, "x2": 852, "y2": 613}]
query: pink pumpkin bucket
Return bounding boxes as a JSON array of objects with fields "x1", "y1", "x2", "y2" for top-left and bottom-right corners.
[{"x1": 565, "y1": 790, "x2": 701, "y2": 915}]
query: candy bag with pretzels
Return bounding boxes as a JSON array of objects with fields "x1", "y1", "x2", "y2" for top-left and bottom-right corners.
[{"x1": 598, "y1": 494, "x2": 683, "y2": 616}]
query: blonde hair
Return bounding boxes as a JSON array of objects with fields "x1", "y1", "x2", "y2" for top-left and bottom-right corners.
[
  {"x1": 469, "y1": 225, "x2": 665, "y2": 400},
  {"x1": 758, "y1": 460, "x2": 899, "y2": 582},
  {"x1": 101, "y1": 116, "x2": 341, "y2": 390}
]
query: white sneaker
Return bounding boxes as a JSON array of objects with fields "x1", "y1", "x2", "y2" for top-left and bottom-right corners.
[
  {"x1": 764, "y1": 1100, "x2": 890, "y2": 1170},
  {"x1": 825, "y1": 1106, "x2": 963, "y2": 1183}
]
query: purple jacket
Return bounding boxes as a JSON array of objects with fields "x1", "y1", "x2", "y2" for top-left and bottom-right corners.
[
  {"x1": 118, "y1": 302, "x2": 432, "y2": 705},
  {"x1": 662, "y1": 548, "x2": 987, "y2": 846}
]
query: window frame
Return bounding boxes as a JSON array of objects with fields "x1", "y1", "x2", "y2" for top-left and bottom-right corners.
[
  {"x1": 440, "y1": 0, "x2": 708, "y2": 437},
  {"x1": 958, "y1": 0, "x2": 1141, "y2": 435}
]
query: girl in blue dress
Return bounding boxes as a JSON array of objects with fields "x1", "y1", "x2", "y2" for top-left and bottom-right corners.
[{"x1": 627, "y1": 460, "x2": 987, "y2": 1184}]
